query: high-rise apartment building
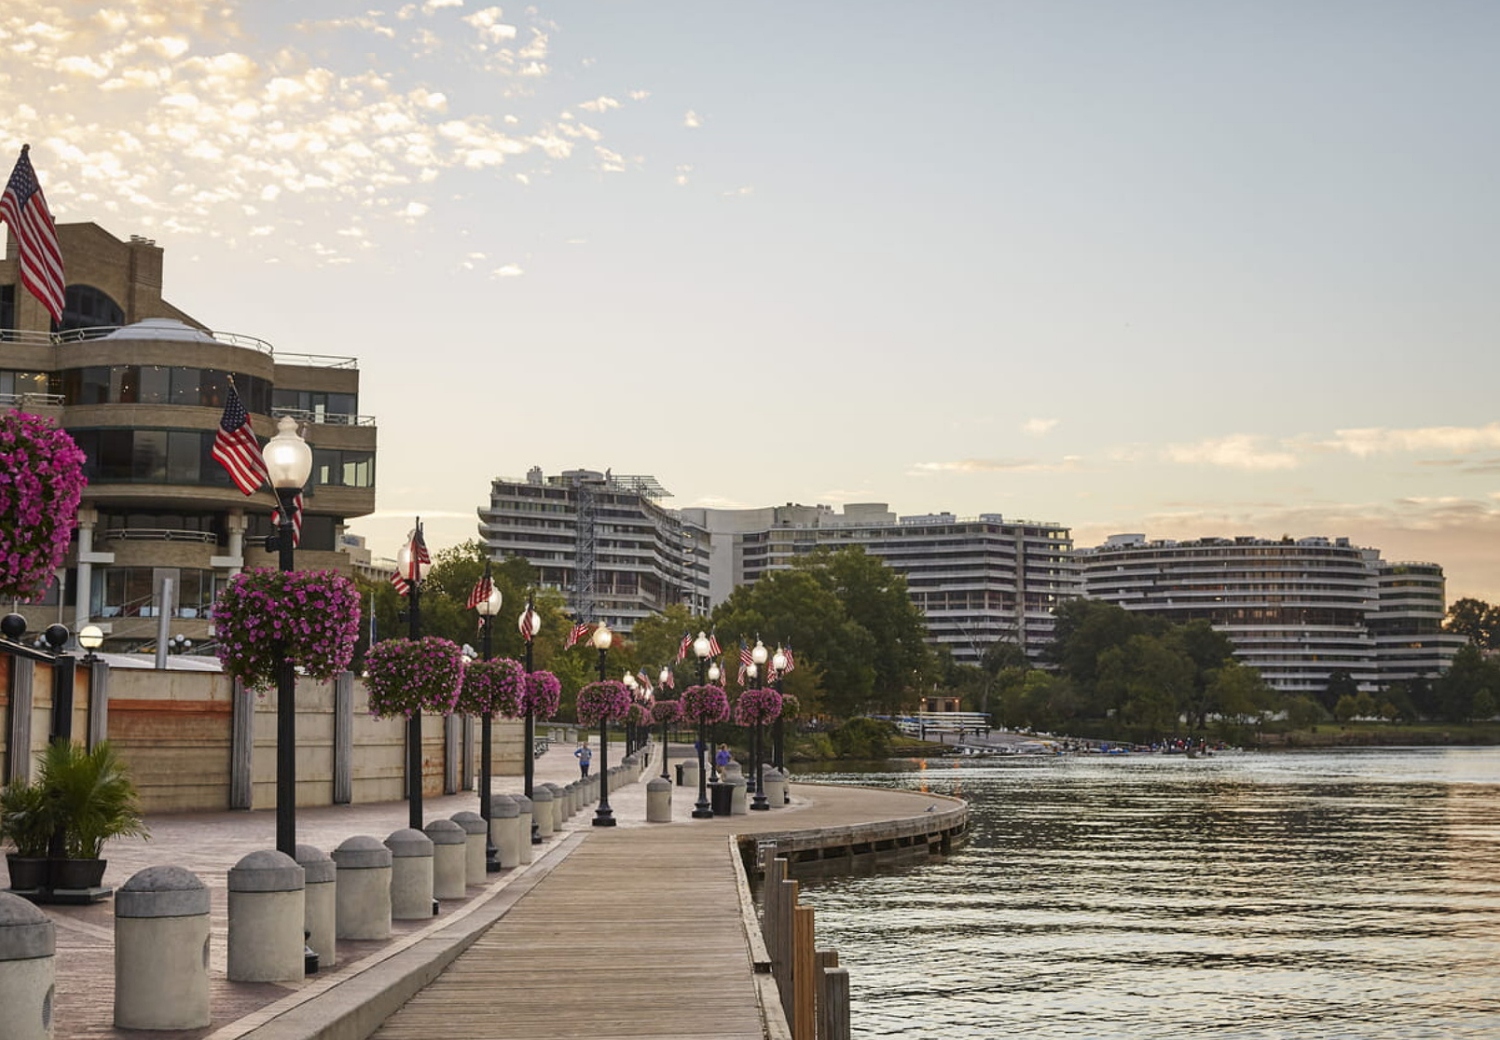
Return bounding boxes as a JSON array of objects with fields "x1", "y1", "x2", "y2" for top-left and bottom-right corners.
[
  {"x1": 1076, "y1": 534, "x2": 1462, "y2": 693},
  {"x1": 476, "y1": 468, "x2": 709, "y2": 634},
  {"x1": 2, "y1": 222, "x2": 377, "y2": 651},
  {"x1": 681, "y1": 503, "x2": 1077, "y2": 665}
]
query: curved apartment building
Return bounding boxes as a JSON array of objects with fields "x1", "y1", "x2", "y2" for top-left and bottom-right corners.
[
  {"x1": 1077, "y1": 534, "x2": 1380, "y2": 694},
  {"x1": 2, "y1": 222, "x2": 377, "y2": 652}
]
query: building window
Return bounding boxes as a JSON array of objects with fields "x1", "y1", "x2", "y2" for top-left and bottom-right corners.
[
  {"x1": 61, "y1": 367, "x2": 270, "y2": 411},
  {"x1": 61, "y1": 284, "x2": 125, "y2": 331}
]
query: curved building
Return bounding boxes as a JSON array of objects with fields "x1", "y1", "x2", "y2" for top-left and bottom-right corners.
[
  {"x1": 2, "y1": 222, "x2": 377, "y2": 652},
  {"x1": 1077, "y1": 534, "x2": 1380, "y2": 694}
]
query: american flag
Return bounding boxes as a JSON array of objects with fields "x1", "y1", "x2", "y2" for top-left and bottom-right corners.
[
  {"x1": 783, "y1": 643, "x2": 796, "y2": 673},
  {"x1": 736, "y1": 662, "x2": 748, "y2": 686},
  {"x1": 401, "y1": 524, "x2": 431, "y2": 582},
  {"x1": 519, "y1": 603, "x2": 536, "y2": 641},
  {"x1": 271, "y1": 492, "x2": 303, "y2": 547},
  {"x1": 211, "y1": 382, "x2": 267, "y2": 495},
  {"x1": 739, "y1": 642, "x2": 755, "y2": 668},
  {"x1": 707, "y1": 632, "x2": 721, "y2": 658},
  {"x1": 661, "y1": 667, "x2": 675, "y2": 690},
  {"x1": 466, "y1": 573, "x2": 493, "y2": 611},
  {"x1": 676, "y1": 632, "x2": 692, "y2": 662},
  {"x1": 565, "y1": 621, "x2": 590, "y2": 648},
  {"x1": 390, "y1": 571, "x2": 410, "y2": 596},
  {"x1": 637, "y1": 669, "x2": 653, "y2": 691},
  {"x1": 0, "y1": 145, "x2": 64, "y2": 324}
]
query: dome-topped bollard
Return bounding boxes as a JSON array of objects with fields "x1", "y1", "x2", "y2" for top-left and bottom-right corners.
[
  {"x1": 0, "y1": 892, "x2": 55, "y2": 1040},
  {"x1": 114, "y1": 866, "x2": 211, "y2": 1030},
  {"x1": 332, "y1": 836, "x2": 392, "y2": 940},
  {"x1": 491, "y1": 795, "x2": 521, "y2": 870},
  {"x1": 424, "y1": 819, "x2": 467, "y2": 901},
  {"x1": 296, "y1": 844, "x2": 337, "y2": 969},
  {"x1": 227, "y1": 850, "x2": 305, "y2": 983},
  {"x1": 646, "y1": 776, "x2": 673, "y2": 823},
  {"x1": 385, "y1": 829, "x2": 435, "y2": 920},
  {"x1": 450, "y1": 811, "x2": 489, "y2": 883}
]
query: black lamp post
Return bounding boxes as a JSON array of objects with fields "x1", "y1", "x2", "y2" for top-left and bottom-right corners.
[
  {"x1": 750, "y1": 639, "x2": 770, "y2": 810},
  {"x1": 397, "y1": 519, "x2": 431, "y2": 831},
  {"x1": 473, "y1": 562, "x2": 504, "y2": 871},
  {"x1": 518, "y1": 596, "x2": 543, "y2": 845},
  {"x1": 622, "y1": 672, "x2": 640, "y2": 756},
  {"x1": 771, "y1": 644, "x2": 789, "y2": 802},
  {"x1": 658, "y1": 665, "x2": 673, "y2": 780},
  {"x1": 591, "y1": 622, "x2": 617, "y2": 827},
  {"x1": 690, "y1": 631, "x2": 714, "y2": 819},
  {"x1": 264, "y1": 415, "x2": 312, "y2": 858}
]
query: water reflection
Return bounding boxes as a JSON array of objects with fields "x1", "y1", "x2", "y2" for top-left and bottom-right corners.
[{"x1": 799, "y1": 748, "x2": 1500, "y2": 1038}]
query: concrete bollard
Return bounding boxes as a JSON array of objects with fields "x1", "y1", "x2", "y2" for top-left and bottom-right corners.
[
  {"x1": 114, "y1": 866, "x2": 210, "y2": 1030},
  {"x1": 424, "y1": 819, "x2": 468, "y2": 900},
  {"x1": 227, "y1": 850, "x2": 305, "y2": 983},
  {"x1": 729, "y1": 774, "x2": 748, "y2": 815},
  {"x1": 762, "y1": 769, "x2": 787, "y2": 809},
  {"x1": 543, "y1": 783, "x2": 566, "y2": 831},
  {"x1": 332, "y1": 835, "x2": 392, "y2": 940},
  {"x1": 450, "y1": 811, "x2": 489, "y2": 883},
  {"x1": 296, "y1": 844, "x2": 337, "y2": 968},
  {"x1": 530, "y1": 785, "x2": 554, "y2": 839},
  {"x1": 646, "y1": 776, "x2": 673, "y2": 823},
  {"x1": 491, "y1": 795, "x2": 521, "y2": 869},
  {"x1": 680, "y1": 756, "x2": 700, "y2": 790},
  {"x1": 384, "y1": 829, "x2": 435, "y2": 920},
  {"x1": 0, "y1": 892, "x2": 55, "y2": 1040},
  {"x1": 512, "y1": 794, "x2": 535, "y2": 864}
]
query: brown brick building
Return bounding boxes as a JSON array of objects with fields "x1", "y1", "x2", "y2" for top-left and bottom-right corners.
[{"x1": 2, "y1": 222, "x2": 377, "y2": 652}]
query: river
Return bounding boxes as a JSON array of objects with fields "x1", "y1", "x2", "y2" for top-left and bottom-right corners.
[{"x1": 798, "y1": 747, "x2": 1500, "y2": 1039}]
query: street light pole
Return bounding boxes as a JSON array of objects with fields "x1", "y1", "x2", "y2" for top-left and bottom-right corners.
[
  {"x1": 264, "y1": 416, "x2": 312, "y2": 858},
  {"x1": 591, "y1": 623, "x2": 616, "y2": 827},
  {"x1": 658, "y1": 665, "x2": 672, "y2": 780},
  {"x1": 397, "y1": 520, "x2": 431, "y2": 831},
  {"x1": 750, "y1": 639, "x2": 769, "y2": 810},
  {"x1": 518, "y1": 596, "x2": 542, "y2": 845},
  {"x1": 474, "y1": 562, "x2": 503, "y2": 871},
  {"x1": 772, "y1": 644, "x2": 789, "y2": 803},
  {"x1": 691, "y1": 631, "x2": 713, "y2": 819}
]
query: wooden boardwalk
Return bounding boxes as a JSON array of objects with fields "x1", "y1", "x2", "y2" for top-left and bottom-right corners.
[{"x1": 372, "y1": 825, "x2": 766, "y2": 1040}]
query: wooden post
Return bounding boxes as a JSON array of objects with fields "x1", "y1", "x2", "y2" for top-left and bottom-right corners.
[
  {"x1": 816, "y1": 951, "x2": 842, "y2": 1040},
  {"x1": 793, "y1": 904, "x2": 816, "y2": 1040},
  {"x1": 777, "y1": 877, "x2": 798, "y2": 1026},
  {"x1": 820, "y1": 968, "x2": 851, "y2": 1040}
]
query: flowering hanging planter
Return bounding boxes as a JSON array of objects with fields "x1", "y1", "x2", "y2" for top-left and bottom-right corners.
[
  {"x1": 0, "y1": 411, "x2": 87, "y2": 601},
  {"x1": 456, "y1": 657, "x2": 527, "y2": 718},
  {"x1": 681, "y1": 684, "x2": 731, "y2": 725},
  {"x1": 525, "y1": 671, "x2": 562, "y2": 720},
  {"x1": 576, "y1": 680, "x2": 632, "y2": 727},
  {"x1": 212, "y1": 568, "x2": 361, "y2": 691},
  {"x1": 625, "y1": 701, "x2": 653, "y2": 729},
  {"x1": 363, "y1": 636, "x2": 465, "y2": 718},
  {"x1": 651, "y1": 699, "x2": 683, "y2": 726},
  {"x1": 735, "y1": 687, "x2": 784, "y2": 727}
]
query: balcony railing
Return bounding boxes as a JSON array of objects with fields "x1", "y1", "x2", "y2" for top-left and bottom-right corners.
[
  {"x1": 271, "y1": 407, "x2": 377, "y2": 427},
  {"x1": 0, "y1": 327, "x2": 358, "y2": 368},
  {"x1": 101, "y1": 528, "x2": 219, "y2": 544},
  {"x1": 0, "y1": 391, "x2": 64, "y2": 408}
]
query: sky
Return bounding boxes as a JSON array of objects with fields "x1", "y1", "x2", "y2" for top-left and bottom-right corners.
[{"x1": 6, "y1": 1, "x2": 1500, "y2": 600}]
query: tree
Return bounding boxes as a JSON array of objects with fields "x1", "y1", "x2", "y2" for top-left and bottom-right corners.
[
  {"x1": 1320, "y1": 670, "x2": 1359, "y2": 713},
  {"x1": 629, "y1": 604, "x2": 704, "y2": 687},
  {"x1": 1047, "y1": 599, "x2": 1161, "y2": 696},
  {"x1": 1096, "y1": 634, "x2": 1193, "y2": 739},
  {"x1": 1434, "y1": 644, "x2": 1500, "y2": 723},
  {"x1": 1445, "y1": 598, "x2": 1500, "y2": 651},
  {"x1": 1166, "y1": 620, "x2": 1237, "y2": 729}
]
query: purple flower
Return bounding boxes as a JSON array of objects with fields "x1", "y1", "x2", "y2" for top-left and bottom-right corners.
[
  {"x1": 363, "y1": 636, "x2": 465, "y2": 718},
  {"x1": 212, "y1": 568, "x2": 360, "y2": 691},
  {"x1": 0, "y1": 411, "x2": 86, "y2": 601},
  {"x1": 524, "y1": 671, "x2": 562, "y2": 720},
  {"x1": 734, "y1": 687, "x2": 783, "y2": 726},
  {"x1": 456, "y1": 657, "x2": 527, "y2": 717},
  {"x1": 681, "y1": 684, "x2": 731, "y2": 725},
  {"x1": 576, "y1": 680, "x2": 632, "y2": 726},
  {"x1": 651, "y1": 699, "x2": 683, "y2": 725}
]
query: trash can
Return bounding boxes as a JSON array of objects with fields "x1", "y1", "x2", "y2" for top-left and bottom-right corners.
[
  {"x1": 709, "y1": 781, "x2": 733, "y2": 816},
  {"x1": 675, "y1": 762, "x2": 685, "y2": 786}
]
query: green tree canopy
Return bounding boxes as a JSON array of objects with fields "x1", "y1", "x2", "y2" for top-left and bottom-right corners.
[{"x1": 1445, "y1": 597, "x2": 1500, "y2": 650}]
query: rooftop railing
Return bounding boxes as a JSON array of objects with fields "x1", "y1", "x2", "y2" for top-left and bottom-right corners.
[
  {"x1": 271, "y1": 407, "x2": 377, "y2": 427},
  {"x1": 0, "y1": 327, "x2": 357, "y2": 368}
]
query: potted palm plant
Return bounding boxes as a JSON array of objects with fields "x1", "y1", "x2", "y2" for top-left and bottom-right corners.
[
  {"x1": 39, "y1": 740, "x2": 149, "y2": 890},
  {"x1": 0, "y1": 779, "x2": 55, "y2": 891}
]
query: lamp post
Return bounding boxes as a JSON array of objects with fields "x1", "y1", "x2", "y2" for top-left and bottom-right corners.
[
  {"x1": 658, "y1": 665, "x2": 673, "y2": 779},
  {"x1": 473, "y1": 563, "x2": 503, "y2": 871},
  {"x1": 750, "y1": 639, "x2": 769, "y2": 810},
  {"x1": 771, "y1": 645, "x2": 789, "y2": 800},
  {"x1": 78, "y1": 624, "x2": 103, "y2": 663},
  {"x1": 518, "y1": 595, "x2": 542, "y2": 845},
  {"x1": 263, "y1": 415, "x2": 312, "y2": 858},
  {"x1": 623, "y1": 672, "x2": 639, "y2": 755},
  {"x1": 691, "y1": 631, "x2": 714, "y2": 818},
  {"x1": 591, "y1": 623, "x2": 616, "y2": 827},
  {"x1": 397, "y1": 520, "x2": 431, "y2": 830}
]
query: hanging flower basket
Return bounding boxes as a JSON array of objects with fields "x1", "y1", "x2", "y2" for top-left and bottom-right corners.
[
  {"x1": 651, "y1": 699, "x2": 683, "y2": 725},
  {"x1": 681, "y1": 684, "x2": 731, "y2": 725},
  {"x1": 525, "y1": 670, "x2": 562, "y2": 720},
  {"x1": 0, "y1": 411, "x2": 87, "y2": 601},
  {"x1": 576, "y1": 680, "x2": 632, "y2": 727},
  {"x1": 364, "y1": 636, "x2": 465, "y2": 718},
  {"x1": 625, "y1": 701, "x2": 653, "y2": 728},
  {"x1": 735, "y1": 687, "x2": 783, "y2": 727},
  {"x1": 212, "y1": 568, "x2": 361, "y2": 691},
  {"x1": 779, "y1": 693, "x2": 801, "y2": 720},
  {"x1": 456, "y1": 657, "x2": 527, "y2": 717}
]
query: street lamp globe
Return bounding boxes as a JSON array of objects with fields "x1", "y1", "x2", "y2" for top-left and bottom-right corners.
[
  {"x1": 751, "y1": 639, "x2": 768, "y2": 668},
  {"x1": 476, "y1": 584, "x2": 503, "y2": 618},
  {"x1": 78, "y1": 625, "x2": 104, "y2": 652},
  {"x1": 396, "y1": 538, "x2": 432, "y2": 583},
  {"x1": 623, "y1": 672, "x2": 638, "y2": 690},
  {"x1": 659, "y1": 665, "x2": 671, "y2": 687},
  {"x1": 518, "y1": 606, "x2": 541, "y2": 638},
  {"x1": 692, "y1": 631, "x2": 711, "y2": 659},
  {"x1": 262, "y1": 416, "x2": 313, "y2": 488},
  {"x1": 707, "y1": 662, "x2": 721, "y2": 683},
  {"x1": 772, "y1": 646, "x2": 788, "y2": 673},
  {"x1": 591, "y1": 622, "x2": 613, "y2": 651}
]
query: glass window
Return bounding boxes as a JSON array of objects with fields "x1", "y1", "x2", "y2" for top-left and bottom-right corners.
[
  {"x1": 112, "y1": 365, "x2": 139, "y2": 403},
  {"x1": 98, "y1": 430, "x2": 134, "y2": 480},
  {"x1": 133, "y1": 430, "x2": 168, "y2": 482},
  {"x1": 167, "y1": 431, "x2": 201, "y2": 483},
  {"x1": 199, "y1": 369, "x2": 228, "y2": 409},
  {"x1": 137, "y1": 365, "x2": 170, "y2": 405}
]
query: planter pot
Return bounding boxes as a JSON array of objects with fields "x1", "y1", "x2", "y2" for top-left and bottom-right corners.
[
  {"x1": 50, "y1": 857, "x2": 107, "y2": 890},
  {"x1": 5, "y1": 854, "x2": 49, "y2": 892}
]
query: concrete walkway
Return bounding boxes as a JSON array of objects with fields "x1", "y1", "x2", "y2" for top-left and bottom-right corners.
[{"x1": 26, "y1": 741, "x2": 949, "y2": 1039}]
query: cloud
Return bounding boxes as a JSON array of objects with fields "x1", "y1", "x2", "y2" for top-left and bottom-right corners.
[
  {"x1": 908, "y1": 457, "x2": 1083, "y2": 475},
  {"x1": 577, "y1": 96, "x2": 620, "y2": 113},
  {"x1": 683, "y1": 109, "x2": 702, "y2": 128},
  {"x1": 1022, "y1": 418, "x2": 1057, "y2": 437},
  {"x1": 1319, "y1": 423, "x2": 1500, "y2": 458},
  {"x1": 492, "y1": 263, "x2": 525, "y2": 278},
  {"x1": 675, "y1": 164, "x2": 692, "y2": 186},
  {"x1": 1164, "y1": 434, "x2": 1298, "y2": 471}
]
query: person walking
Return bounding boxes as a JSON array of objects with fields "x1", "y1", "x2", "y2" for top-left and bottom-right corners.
[{"x1": 574, "y1": 741, "x2": 592, "y2": 777}]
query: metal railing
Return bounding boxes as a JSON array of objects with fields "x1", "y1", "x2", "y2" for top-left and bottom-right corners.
[
  {"x1": 0, "y1": 327, "x2": 358, "y2": 368},
  {"x1": 271, "y1": 407, "x2": 377, "y2": 427},
  {"x1": 100, "y1": 528, "x2": 219, "y2": 544},
  {"x1": 0, "y1": 392, "x2": 64, "y2": 408}
]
